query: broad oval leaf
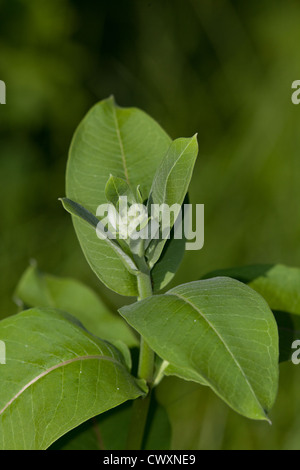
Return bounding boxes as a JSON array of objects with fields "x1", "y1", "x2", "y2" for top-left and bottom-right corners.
[
  {"x1": 0, "y1": 308, "x2": 146, "y2": 450},
  {"x1": 14, "y1": 264, "x2": 138, "y2": 347},
  {"x1": 120, "y1": 277, "x2": 279, "y2": 421},
  {"x1": 66, "y1": 96, "x2": 171, "y2": 296}
]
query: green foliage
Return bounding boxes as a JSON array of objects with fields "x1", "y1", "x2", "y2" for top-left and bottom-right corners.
[
  {"x1": 120, "y1": 277, "x2": 278, "y2": 421},
  {"x1": 105, "y1": 175, "x2": 137, "y2": 207},
  {"x1": 66, "y1": 96, "x2": 171, "y2": 296},
  {"x1": 146, "y1": 135, "x2": 198, "y2": 267},
  {"x1": 204, "y1": 264, "x2": 300, "y2": 363},
  {"x1": 0, "y1": 308, "x2": 146, "y2": 450},
  {"x1": 0, "y1": 95, "x2": 297, "y2": 450},
  {"x1": 249, "y1": 265, "x2": 300, "y2": 314},
  {"x1": 14, "y1": 264, "x2": 138, "y2": 347},
  {"x1": 1, "y1": 0, "x2": 300, "y2": 451}
]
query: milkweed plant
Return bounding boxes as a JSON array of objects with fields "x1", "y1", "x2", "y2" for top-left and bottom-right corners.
[{"x1": 0, "y1": 96, "x2": 299, "y2": 450}]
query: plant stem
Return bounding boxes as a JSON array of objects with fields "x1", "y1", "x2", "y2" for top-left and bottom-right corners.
[
  {"x1": 137, "y1": 269, "x2": 152, "y2": 300},
  {"x1": 138, "y1": 337, "x2": 155, "y2": 384},
  {"x1": 126, "y1": 269, "x2": 155, "y2": 450},
  {"x1": 136, "y1": 269, "x2": 155, "y2": 383},
  {"x1": 126, "y1": 392, "x2": 152, "y2": 450}
]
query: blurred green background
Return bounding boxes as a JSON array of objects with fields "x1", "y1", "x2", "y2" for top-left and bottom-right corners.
[{"x1": 1, "y1": 0, "x2": 300, "y2": 450}]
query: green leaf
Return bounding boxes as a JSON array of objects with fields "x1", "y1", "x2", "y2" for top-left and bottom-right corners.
[
  {"x1": 204, "y1": 264, "x2": 300, "y2": 313},
  {"x1": 120, "y1": 277, "x2": 279, "y2": 421},
  {"x1": 60, "y1": 197, "x2": 100, "y2": 229},
  {"x1": 105, "y1": 175, "x2": 136, "y2": 207},
  {"x1": 244, "y1": 265, "x2": 300, "y2": 315},
  {"x1": 136, "y1": 185, "x2": 144, "y2": 204},
  {"x1": 14, "y1": 264, "x2": 138, "y2": 348},
  {"x1": 203, "y1": 264, "x2": 300, "y2": 362},
  {"x1": 146, "y1": 135, "x2": 198, "y2": 267},
  {"x1": 151, "y1": 232, "x2": 186, "y2": 293},
  {"x1": 60, "y1": 197, "x2": 138, "y2": 275},
  {"x1": 66, "y1": 96, "x2": 171, "y2": 296},
  {"x1": 151, "y1": 194, "x2": 189, "y2": 293},
  {"x1": 0, "y1": 308, "x2": 146, "y2": 450}
]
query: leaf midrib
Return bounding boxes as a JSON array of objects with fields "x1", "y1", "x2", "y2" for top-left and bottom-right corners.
[
  {"x1": 0, "y1": 354, "x2": 124, "y2": 417},
  {"x1": 112, "y1": 105, "x2": 130, "y2": 185},
  {"x1": 157, "y1": 138, "x2": 194, "y2": 206}
]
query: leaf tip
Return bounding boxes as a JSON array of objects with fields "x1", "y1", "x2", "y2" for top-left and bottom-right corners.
[
  {"x1": 192, "y1": 133, "x2": 198, "y2": 146},
  {"x1": 264, "y1": 412, "x2": 272, "y2": 425},
  {"x1": 59, "y1": 197, "x2": 70, "y2": 209},
  {"x1": 107, "y1": 94, "x2": 116, "y2": 106}
]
